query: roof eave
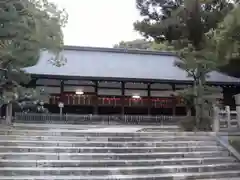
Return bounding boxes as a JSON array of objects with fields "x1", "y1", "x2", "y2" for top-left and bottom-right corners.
[{"x1": 30, "y1": 74, "x2": 240, "y2": 86}]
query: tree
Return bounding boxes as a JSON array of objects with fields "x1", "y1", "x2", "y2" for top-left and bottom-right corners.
[
  {"x1": 134, "y1": 0, "x2": 236, "y2": 44},
  {"x1": 134, "y1": 0, "x2": 236, "y2": 129},
  {"x1": 214, "y1": 4, "x2": 240, "y2": 77},
  {"x1": 0, "y1": 0, "x2": 68, "y2": 123},
  {"x1": 214, "y1": 4, "x2": 240, "y2": 60},
  {"x1": 114, "y1": 39, "x2": 152, "y2": 49},
  {"x1": 151, "y1": 41, "x2": 175, "y2": 51},
  {"x1": 114, "y1": 39, "x2": 174, "y2": 51}
]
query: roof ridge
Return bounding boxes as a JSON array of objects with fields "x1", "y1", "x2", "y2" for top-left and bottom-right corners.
[{"x1": 63, "y1": 45, "x2": 176, "y2": 56}]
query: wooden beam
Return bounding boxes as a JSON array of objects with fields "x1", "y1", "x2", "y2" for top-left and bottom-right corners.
[
  {"x1": 35, "y1": 83, "x2": 185, "y2": 91},
  {"x1": 60, "y1": 80, "x2": 64, "y2": 103},
  {"x1": 121, "y1": 82, "x2": 125, "y2": 115},
  {"x1": 94, "y1": 81, "x2": 98, "y2": 114},
  {"x1": 172, "y1": 84, "x2": 176, "y2": 116},
  {"x1": 147, "y1": 83, "x2": 151, "y2": 115}
]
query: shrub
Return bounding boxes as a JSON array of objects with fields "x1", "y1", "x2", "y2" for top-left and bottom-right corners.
[{"x1": 179, "y1": 116, "x2": 212, "y2": 131}]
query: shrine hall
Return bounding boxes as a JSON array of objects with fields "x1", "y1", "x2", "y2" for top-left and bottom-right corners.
[{"x1": 22, "y1": 46, "x2": 240, "y2": 115}]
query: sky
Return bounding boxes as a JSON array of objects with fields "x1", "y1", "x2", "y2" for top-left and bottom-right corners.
[{"x1": 50, "y1": 0, "x2": 142, "y2": 47}]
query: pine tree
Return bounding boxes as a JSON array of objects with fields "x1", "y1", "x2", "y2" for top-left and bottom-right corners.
[
  {"x1": 214, "y1": 4, "x2": 240, "y2": 61},
  {"x1": 0, "y1": 0, "x2": 68, "y2": 123},
  {"x1": 134, "y1": 0, "x2": 237, "y2": 129},
  {"x1": 134, "y1": 0, "x2": 236, "y2": 44}
]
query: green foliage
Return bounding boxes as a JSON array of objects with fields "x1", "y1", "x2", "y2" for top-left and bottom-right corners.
[
  {"x1": 114, "y1": 39, "x2": 177, "y2": 52},
  {"x1": 0, "y1": 0, "x2": 68, "y2": 115},
  {"x1": 179, "y1": 112, "x2": 212, "y2": 131},
  {"x1": 179, "y1": 117, "x2": 195, "y2": 131},
  {"x1": 134, "y1": 0, "x2": 236, "y2": 43},
  {"x1": 214, "y1": 5, "x2": 240, "y2": 62},
  {"x1": 16, "y1": 87, "x2": 49, "y2": 113},
  {"x1": 0, "y1": 0, "x2": 68, "y2": 69},
  {"x1": 114, "y1": 39, "x2": 152, "y2": 49},
  {"x1": 151, "y1": 41, "x2": 175, "y2": 51},
  {"x1": 133, "y1": 0, "x2": 236, "y2": 130},
  {"x1": 177, "y1": 87, "x2": 195, "y2": 110}
]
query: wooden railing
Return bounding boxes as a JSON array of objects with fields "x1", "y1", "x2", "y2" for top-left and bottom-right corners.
[
  {"x1": 14, "y1": 113, "x2": 185, "y2": 125},
  {"x1": 49, "y1": 94, "x2": 184, "y2": 108}
]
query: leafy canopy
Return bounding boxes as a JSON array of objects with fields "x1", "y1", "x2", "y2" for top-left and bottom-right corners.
[
  {"x1": 0, "y1": 0, "x2": 68, "y2": 107},
  {"x1": 134, "y1": 0, "x2": 236, "y2": 44},
  {"x1": 214, "y1": 4, "x2": 240, "y2": 61},
  {"x1": 133, "y1": 0, "x2": 239, "y2": 129}
]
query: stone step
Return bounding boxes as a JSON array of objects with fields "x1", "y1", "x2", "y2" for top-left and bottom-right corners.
[
  {"x1": 13, "y1": 123, "x2": 179, "y2": 130},
  {"x1": 0, "y1": 128, "x2": 212, "y2": 136},
  {"x1": 12, "y1": 124, "x2": 112, "y2": 129},
  {"x1": 0, "y1": 157, "x2": 236, "y2": 167},
  {"x1": 0, "y1": 135, "x2": 216, "y2": 141},
  {"x1": 196, "y1": 177, "x2": 239, "y2": 180},
  {"x1": 0, "y1": 129, "x2": 214, "y2": 137},
  {"x1": 104, "y1": 136, "x2": 215, "y2": 141},
  {"x1": 1, "y1": 124, "x2": 238, "y2": 179},
  {"x1": 2, "y1": 170, "x2": 240, "y2": 180},
  {"x1": 198, "y1": 178, "x2": 240, "y2": 180},
  {"x1": 13, "y1": 120, "x2": 180, "y2": 125},
  {"x1": 0, "y1": 140, "x2": 219, "y2": 147},
  {"x1": 0, "y1": 151, "x2": 230, "y2": 160},
  {"x1": 1, "y1": 163, "x2": 240, "y2": 176},
  {"x1": 0, "y1": 145, "x2": 225, "y2": 153}
]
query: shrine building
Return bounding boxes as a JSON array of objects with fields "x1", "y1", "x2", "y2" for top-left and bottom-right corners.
[{"x1": 23, "y1": 46, "x2": 240, "y2": 115}]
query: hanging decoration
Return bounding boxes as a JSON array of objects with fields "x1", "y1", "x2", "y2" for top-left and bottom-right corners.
[{"x1": 49, "y1": 94, "x2": 183, "y2": 108}]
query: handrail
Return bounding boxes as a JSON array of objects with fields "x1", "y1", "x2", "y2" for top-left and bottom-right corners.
[{"x1": 214, "y1": 135, "x2": 240, "y2": 162}]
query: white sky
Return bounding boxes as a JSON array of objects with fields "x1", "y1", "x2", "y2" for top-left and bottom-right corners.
[{"x1": 50, "y1": 0, "x2": 142, "y2": 47}]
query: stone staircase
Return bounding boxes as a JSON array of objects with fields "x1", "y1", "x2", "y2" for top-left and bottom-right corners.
[{"x1": 0, "y1": 124, "x2": 240, "y2": 179}]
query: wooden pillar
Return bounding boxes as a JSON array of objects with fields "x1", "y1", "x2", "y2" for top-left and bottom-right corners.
[
  {"x1": 147, "y1": 83, "x2": 151, "y2": 115},
  {"x1": 60, "y1": 80, "x2": 64, "y2": 103},
  {"x1": 94, "y1": 81, "x2": 98, "y2": 114},
  {"x1": 172, "y1": 84, "x2": 176, "y2": 116},
  {"x1": 121, "y1": 82, "x2": 125, "y2": 115}
]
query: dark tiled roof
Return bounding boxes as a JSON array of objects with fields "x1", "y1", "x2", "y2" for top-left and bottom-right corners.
[{"x1": 23, "y1": 46, "x2": 240, "y2": 84}]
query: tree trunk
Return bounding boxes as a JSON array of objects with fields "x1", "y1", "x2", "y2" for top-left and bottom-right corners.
[
  {"x1": 187, "y1": 108, "x2": 191, "y2": 116},
  {"x1": 5, "y1": 103, "x2": 12, "y2": 125},
  {"x1": 195, "y1": 74, "x2": 206, "y2": 129},
  {"x1": 193, "y1": 80, "x2": 200, "y2": 127}
]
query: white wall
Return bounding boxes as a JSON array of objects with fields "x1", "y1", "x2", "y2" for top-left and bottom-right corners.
[
  {"x1": 98, "y1": 82, "x2": 121, "y2": 88},
  {"x1": 151, "y1": 83, "x2": 172, "y2": 90},
  {"x1": 64, "y1": 86, "x2": 94, "y2": 93},
  {"x1": 37, "y1": 86, "x2": 60, "y2": 94},
  {"x1": 98, "y1": 89, "x2": 121, "y2": 96},
  {"x1": 125, "y1": 89, "x2": 147, "y2": 96},
  {"x1": 36, "y1": 79, "x2": 60, "y2": 86},
  {"x1": 151, "y1": 90, "x2": 174, "y2": 97},
  {"x1": 65, "y1": 80, "x2": 94, "y2": 85},
  {"x1": 125, "y1": 82, "x2": 147, "y2": 89}
]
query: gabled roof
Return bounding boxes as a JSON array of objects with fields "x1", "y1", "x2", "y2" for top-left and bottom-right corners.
[{"x1": 23, "y1": 46, "x2": 240, "y2": 85}]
